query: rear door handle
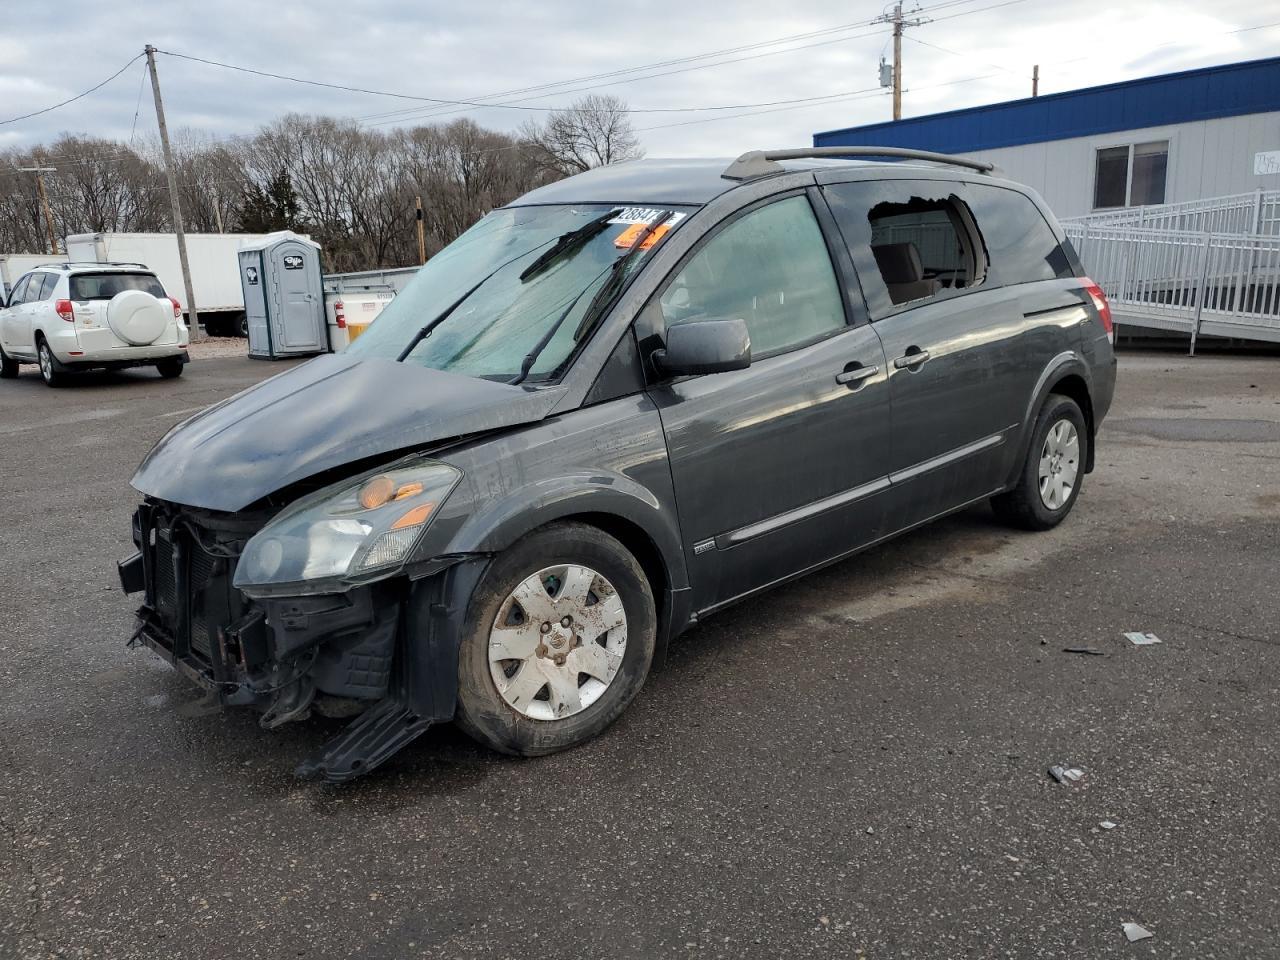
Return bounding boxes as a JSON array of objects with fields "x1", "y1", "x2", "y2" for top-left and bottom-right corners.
[
  {"x1": 835, "y1": 364, "x2": 880, "y2": 386},
  {"x1": 893, "y1": 348, "x2": 931, "y2": 369}
]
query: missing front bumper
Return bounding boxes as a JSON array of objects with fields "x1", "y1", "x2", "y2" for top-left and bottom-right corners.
[{"x1": 123, "y1": 504, "x2": 491, "y2": 782}]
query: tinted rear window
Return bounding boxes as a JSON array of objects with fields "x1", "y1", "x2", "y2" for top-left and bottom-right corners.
[
  {"x1": 70, "y1": 273, "x2": 165, "y2": 301},
  {"x1": 963, "y1": 185, "x2": 1074, "y2": 284}
]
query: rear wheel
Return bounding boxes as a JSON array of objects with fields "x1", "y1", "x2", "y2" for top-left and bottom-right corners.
[
  {"x1": 992, "y1": 394, "x2": 1087, "y2": 530},
  {"x1": 0, "y1": 347, "x2": 17, "y2": 379},
  {"x1": 37, "y1": 339, "x2": 64, "y2": 388},
  {"x1": 156, "y1": 358, "x2": 184, "y2": 379},
  {"x1": 455, "y1": 522, "x2": 656, "y2": 756}
]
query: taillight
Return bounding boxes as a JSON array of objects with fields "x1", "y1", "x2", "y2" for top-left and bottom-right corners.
[
  {"x1": 168, "y1": 297, "x2": 182, "y2": 319},
  {"x1": 55, "y1": 299, "x2": 75, "y2": 322},
  {"x1": 1082, "y1": 278, "x2": 1113, "y2": 344},
  {"x1": 334, "y1": 300, "x2": 346, "y2": 329}
]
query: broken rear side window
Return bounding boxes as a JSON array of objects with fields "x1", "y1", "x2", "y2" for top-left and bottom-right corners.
[
  {"x1": 866, "y1": 196, "x2": 985, "y2": 306},
  {"x1": 822, "y1": 182, "x2": 989, "y2": 318}
]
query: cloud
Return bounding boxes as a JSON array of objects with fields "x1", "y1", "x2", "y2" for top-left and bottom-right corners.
[{"x1": 1, "y1": 0, "x2": 1276, "y2": 160}]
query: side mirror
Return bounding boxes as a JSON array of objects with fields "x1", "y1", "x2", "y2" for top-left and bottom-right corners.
[{"x1": 653, "y1": 318, "x2": 751, "y2": 377}]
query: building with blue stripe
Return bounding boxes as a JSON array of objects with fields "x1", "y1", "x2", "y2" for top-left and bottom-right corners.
[{"x1": 814, "y1": 57, "x2": 1280, "y2": 219}]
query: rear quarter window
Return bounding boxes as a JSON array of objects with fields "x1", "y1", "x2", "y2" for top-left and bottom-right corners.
[
  {"x1": 962, "y1": 185, "x2": 1075, "y2": 285},
  {"x1": 33, "y1": 273, "x2": 60, "y2": 300},
  {"x1": 70, "y1": 273, "x2": 166, "y2": 301}
]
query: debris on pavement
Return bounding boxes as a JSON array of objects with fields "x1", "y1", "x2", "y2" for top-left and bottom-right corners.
[
  {"x1": 1124, "y1": 631, "x2": 1163, "y2": 646},
  {"x1": 1100, "y1": 820, "x2": 1118, "y2": 830},
  {"x1": 1063, "y1": 646, "x2": 1107, "y2": 656},
  {"x1": 1122, "y1": 922, "x2": 1154, "y2": 942},
  {"x1": 1048, "y1": 764, "x2": 1087, "y2": 785}
]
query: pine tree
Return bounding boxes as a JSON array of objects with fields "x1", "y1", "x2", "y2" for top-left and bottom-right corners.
[{"x1": 236, "y1": 168, "x2": 305, "y2": 232}]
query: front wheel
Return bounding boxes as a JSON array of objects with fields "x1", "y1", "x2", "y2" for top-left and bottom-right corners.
[
  {"x1": 992, "y1": 394, "x2": 1087, "y2": 530},
  {"x1": 455, "y1": 522, "x2": 656, "y2": 756}
]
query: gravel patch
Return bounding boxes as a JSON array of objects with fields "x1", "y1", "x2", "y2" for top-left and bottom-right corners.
[{"x1": 187, "y1": 336, "x2": 249, "y2": 360}]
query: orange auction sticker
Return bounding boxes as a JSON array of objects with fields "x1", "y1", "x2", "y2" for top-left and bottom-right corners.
[{"x1": 614, "y1": 221, "x2": 671, "y2": 250}]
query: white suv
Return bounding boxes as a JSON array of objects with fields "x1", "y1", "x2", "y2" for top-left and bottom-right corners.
[{"x1": 0, "y1": 262, "x2": 190, "y2": 387}]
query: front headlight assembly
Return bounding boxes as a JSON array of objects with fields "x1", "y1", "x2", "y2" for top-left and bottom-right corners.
[{"x1": 234, "y1": 460, "x2": 461, "y2": 593}]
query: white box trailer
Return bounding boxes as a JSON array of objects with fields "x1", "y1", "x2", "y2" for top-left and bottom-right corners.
[
  {"x1": 1, "y1": 253, "x2": 67, "y2": 299},
  {"x1": 63, "y1": 232, "x2": 285, "y2": 337}
]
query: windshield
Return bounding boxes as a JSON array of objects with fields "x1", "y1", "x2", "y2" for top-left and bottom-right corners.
[
  {"x1": 346, "y1": 203, "x2": 692, "y2": 382},
  {"x1": 70, "y1": 273, "x2": 165, "y2": 301}
]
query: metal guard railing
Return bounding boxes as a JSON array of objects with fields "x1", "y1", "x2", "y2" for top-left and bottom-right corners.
[
  {"x1": 1064, "y1": 189, "x2": 1280, "y2": 238},
  {"x1": 1065, "y1": 222, "x2": 1280, "y2": 348}
]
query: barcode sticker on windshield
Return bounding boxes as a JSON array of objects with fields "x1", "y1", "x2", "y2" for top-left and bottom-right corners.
[{"x1": 608, "y1": 208, "x2": 685, "y2": 227}]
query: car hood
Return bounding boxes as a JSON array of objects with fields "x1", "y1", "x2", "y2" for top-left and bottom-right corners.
[{"x1": 132, "y1": 353, "x2": 562, "y2": 512}]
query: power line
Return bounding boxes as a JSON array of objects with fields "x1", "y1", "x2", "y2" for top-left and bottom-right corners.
[
  {"x1": 157, "y1": 47, "x2": 899, "y2": 117},
  {"x1": 128, "y1": 58, "x2": 150, "y2": 144},
  {"x1": 0, "y1": 54, "x2": 143, "y2": 126},
  {"x1": 355, "y1": 0, "x2": 995, "y2": 125},
  {"x1": 356, "y1": 0, "x2": 1021, "y2": 128},
  {"x1": 634, "y1": 71, "x2": 996, "y2": 132},
  {"x1": 904, "y1": 34, "x2": 1023, "y2": 76}
]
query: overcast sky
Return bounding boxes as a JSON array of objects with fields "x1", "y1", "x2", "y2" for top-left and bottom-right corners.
[{"x1": 2, "y1": 0, "x2": 1277, "y2": 158}]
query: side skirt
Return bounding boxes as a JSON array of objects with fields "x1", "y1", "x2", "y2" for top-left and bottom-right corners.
[{"x1": 695, "y1": 487, "x2": 1006, "y2": 620}]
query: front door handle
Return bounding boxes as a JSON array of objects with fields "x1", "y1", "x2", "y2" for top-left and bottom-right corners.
[
  {"x1": 893, "y1": 348, "x2": 931, "y2": 370},
  {"x1": 835, "y1": 364, "x2": 880, "y2": 386}
]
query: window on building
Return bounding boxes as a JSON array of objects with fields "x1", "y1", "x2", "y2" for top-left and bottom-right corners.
[
  {"x1": 1130, "y1": 141, "x2": 1169, "y2": 205},
  {"x1": 1094, "y1": 147, "x2": 1130, "y2": 209},
  {"x1": 1093, "y1": 140, "x2": 1168, "y2": 208}
]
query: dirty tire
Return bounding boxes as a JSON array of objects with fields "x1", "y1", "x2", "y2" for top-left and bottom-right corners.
[
  {"x1": 37, "y1": 339, "x2": 64, "y2": 387},
  {"x1": 455, "y1": 522, "x2": 656, "y2": 757},
  {"x1": 991, "y1": 393, "x2": 1087, "y2": 530},
  {"x1": 156, "y1": 358, "x2": 184, "y2": 379},
  {"x1": 0, "y1": 347, "x2": 17, "y2": 379}
]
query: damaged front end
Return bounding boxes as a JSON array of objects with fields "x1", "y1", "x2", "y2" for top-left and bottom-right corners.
[{"x1": 118, "y1": 463, "x2": 486, "y2": 783}]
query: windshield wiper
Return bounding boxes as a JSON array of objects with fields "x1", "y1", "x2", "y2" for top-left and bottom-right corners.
[
  {"x1": 394, "y1": 272, "x2": 497, "y2": 362},
  {"x1": 571, "y1": 209, "x2": 672, "y2": 343},
  {"x1": 508, "y1": 264, "x2": 614, "y2": 385},
  {"x1": 396, "y1": 216, "x2": 626, "y2": 363},
  {"x1": 518, "y1": 208, "x2": 621, "y2": 282},
  {"x1": 510, "y1": 210, "x2": 673, "y2": 386}
]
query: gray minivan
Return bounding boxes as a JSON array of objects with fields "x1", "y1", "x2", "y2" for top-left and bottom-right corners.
[{"x1": 118, "y1": 147, "x2": 1116, "y2": 782}]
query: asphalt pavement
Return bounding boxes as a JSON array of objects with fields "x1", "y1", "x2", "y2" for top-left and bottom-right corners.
[{"x1": 1, "y1": 347, "x2": 1278, "y2": 959}]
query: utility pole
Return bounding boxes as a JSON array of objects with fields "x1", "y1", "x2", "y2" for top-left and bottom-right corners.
[
  {"x1": 873, "y1": 3, "x2": 929, "y2": 121},
  {"x1": 415, "y1": 195, "x2": 426, "y2": 265},
  {"x1": 144, "y1": 45, "x2": 200, "y2": 332},
  {"x1": 18, "y1": 166, "x2": 58, "y2": 254},
  {"x1": 1032, "y1": 64, "x2": 1040, "y2": 97}
]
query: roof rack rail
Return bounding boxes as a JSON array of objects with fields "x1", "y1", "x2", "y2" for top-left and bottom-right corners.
[
  {"x1": 722, "y1": 147, "x2": 996, "y2": 181},
  {"x1": 53, "y1": 260, "x2": 152, "y2": 270}
]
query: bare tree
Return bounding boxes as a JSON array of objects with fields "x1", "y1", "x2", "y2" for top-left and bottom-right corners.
[
  {"x1": 521, "y1": 94, "x2": 643, "y2": 176},
  {"x1": 1, "y1": 110, "x2": 567, "y2": 268}
]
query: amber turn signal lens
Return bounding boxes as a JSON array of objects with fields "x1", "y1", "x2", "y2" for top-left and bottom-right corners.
[
  {"x1": 393, "y1": 481, "x2": 424, "y2": 501},
  {"x1": 358, "y1": 475, "x2": 396, "y2": 510},
  {"x1": 391, "y1": 502, "x2": 436, "y2": 530}
]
